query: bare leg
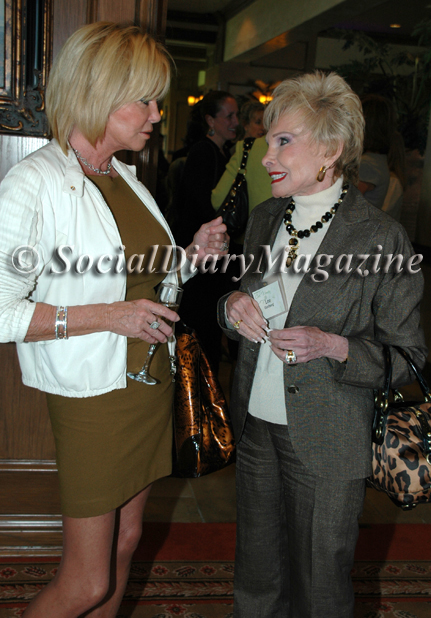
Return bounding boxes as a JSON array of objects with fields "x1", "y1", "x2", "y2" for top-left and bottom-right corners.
[
  {"x1": 82, "y1": 485, "x2": 151, "y2": 618},
  {"x1": 23, "y1": 486, "x2": 151, "y2": 618}
]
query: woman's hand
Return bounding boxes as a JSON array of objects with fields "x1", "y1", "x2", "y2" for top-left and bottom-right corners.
[
  {"x1": 185, "y1": 216, "x2": 229, "y2": 266},
  {"x1": 269, "y1": 326, "x2": 348, "y2": 364},
  {"x1": 226, "y1": 292, "x2": 268, "y2": 343},
  {"x1": 106, "y1": 299, "x2": 180, "y2": 344}
]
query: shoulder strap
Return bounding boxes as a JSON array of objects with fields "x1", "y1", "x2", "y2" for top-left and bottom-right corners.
[{"x1": 238, "y1": 137, "x2": 255, "y2": 174}]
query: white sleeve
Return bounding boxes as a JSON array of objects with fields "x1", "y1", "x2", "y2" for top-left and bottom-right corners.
[{"x1": 0, "y1": 160, "x2": 46, "y2": 342}]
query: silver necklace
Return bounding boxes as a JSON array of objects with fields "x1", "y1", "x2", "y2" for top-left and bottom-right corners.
[{"x1": 73, "y1": 148, "x2": 112, "y2": 175}]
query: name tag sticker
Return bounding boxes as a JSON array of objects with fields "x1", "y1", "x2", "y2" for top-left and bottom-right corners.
[{"x1": 250, "y1": 279, "x2": 287, "y2": 320}]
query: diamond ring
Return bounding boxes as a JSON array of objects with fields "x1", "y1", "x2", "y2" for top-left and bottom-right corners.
[
  {"x1": 150, "y1": 321, "x2": 161, "y2": 330},
  {"x1": 284, "y1": 350, "x2": 297, "y2": 364},
  {"x1": 220, "y1": 241, "x2": 229, "y2": 252},
  {"x1": 233, "y1": 319, "x2": 242, "y2": 329}
]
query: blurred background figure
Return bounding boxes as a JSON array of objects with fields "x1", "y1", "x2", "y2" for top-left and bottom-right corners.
[
  {"x1": 211, "y1": 136, "x2": 271, "y2": 225},
  {"x1": 174, "y1": 90, "x2": 239, "y2": 373},
  {"x1": 236, "y1": 100, "x2": 266, "y2": 141},
  {"x1": 155, "y1": 132, "x2": 170, "y2": 216},
  {"x1": 382, "y1": 129, "x2": 407, "y2": 221},
  {"x1": 358, "y1": 94, "x2": 393, "y2": 209},
  {"x1": 358, "y1": 94, "x2": 407, "y2": 221},
  {"x1": 165, "y1": 102, "x2": 206, "y2": 231},
  {"x1": 174, "y1": 90, "x2": 238, "y2": 246}
]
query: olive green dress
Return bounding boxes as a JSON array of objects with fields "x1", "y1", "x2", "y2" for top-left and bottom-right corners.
[{"x1": 47, "y1": 176, "x2": 174, "y2": 518}]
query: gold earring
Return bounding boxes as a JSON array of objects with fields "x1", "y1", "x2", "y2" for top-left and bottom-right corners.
[{"x1": 316, "y1": 165, "x2": 327, "y2": 182}]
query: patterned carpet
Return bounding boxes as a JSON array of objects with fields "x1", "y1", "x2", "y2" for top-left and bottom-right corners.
[{"x1": 0, "y1": 523, "x2": 430, "y2": 617}]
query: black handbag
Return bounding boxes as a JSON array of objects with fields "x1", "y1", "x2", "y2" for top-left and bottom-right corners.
[
  {"x1": 367, "y1": 344, "x2": 431, "y2": 510},
  {"x1": 215, "y1": 137, "x2": 255, "y2": 239},
  {"x1": 170, "y1": 321, "x2": 236, "y2": 478}
]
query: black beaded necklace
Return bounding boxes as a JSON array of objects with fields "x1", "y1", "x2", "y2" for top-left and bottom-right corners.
[{"x1": 283, "y1": 183, "x2": 349, "y2": 267}]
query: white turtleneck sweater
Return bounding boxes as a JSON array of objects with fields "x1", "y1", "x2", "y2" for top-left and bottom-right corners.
[{"x1": 248, "y1": 176, "x2": 344, "y2": 425}]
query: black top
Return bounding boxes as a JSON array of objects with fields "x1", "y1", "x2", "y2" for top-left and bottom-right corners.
[{"x1": 174, "y1": 137, "x2": 230, "y2": 247}]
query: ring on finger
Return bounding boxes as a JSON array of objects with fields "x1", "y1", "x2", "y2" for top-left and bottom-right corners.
[
  {"x1": 220, "y1": 240, "x2": 229, "y2": 252},
  {"x1": 284, "y1": 349, "x2": 297, "y2": 364},
  {"x1": 150, "y1": 321, "x2": 160, "y2": 330},
  {"x1": 233, "y1": 319, "x2": 242, "y2": 330}
]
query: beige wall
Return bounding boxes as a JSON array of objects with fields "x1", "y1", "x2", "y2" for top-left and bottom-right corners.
[{"x1": 224, "y1": 0, "x2": 343, "y2": 61}]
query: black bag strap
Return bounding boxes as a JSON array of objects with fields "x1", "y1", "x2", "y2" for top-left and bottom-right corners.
[
  {"x1": 393, "y1": 345, "x2": 431, "y2": 399},
  {"x1": 238, "y1": 137, "x2": 255, "y2": 174},
  {"x1": 226, "y1": 137, "x2": 256, "y2": 195},
  {"x1": 373, "y1": 344, "x2": 431, "y2": 443}
]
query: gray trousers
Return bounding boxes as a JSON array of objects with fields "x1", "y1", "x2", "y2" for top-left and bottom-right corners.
[{"x1": 234, "y1": 414, "x2": 366, "y2": 618}]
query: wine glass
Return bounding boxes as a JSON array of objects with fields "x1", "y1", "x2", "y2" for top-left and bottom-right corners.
[{"x1": 127, "y1": 283, "x2": 183, "y2": 385}]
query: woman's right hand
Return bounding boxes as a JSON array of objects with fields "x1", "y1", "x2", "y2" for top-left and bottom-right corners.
[
  {"x1": 226, "y1": 292, "x2": 268, "y2": 343},
  {"x1": 106, "y1": 299, "x2": 180, "y2": 344}
]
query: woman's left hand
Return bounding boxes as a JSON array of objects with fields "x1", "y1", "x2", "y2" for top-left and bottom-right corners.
[
  {"x1": 269, "y1": 326, "x2": 348, "y2": 364},
  {"x1": 185, "y1": 216, "x2": 229, "y2": 266}
]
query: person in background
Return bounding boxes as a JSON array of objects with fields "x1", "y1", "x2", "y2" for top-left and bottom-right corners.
[
  {"x1": 175, "y1": 91, "x2": 239, "y2": 247},
  {"x1": 211, "y1": 136, "x2": 272, "y2": 221},
  {"x1": 175, "y1": 91, "x2": 239, "y2": 372},
  {"x1": 358, "y1": 94, "x2": 393, "y2": 208},
  {"x1": 170, "y1": 100, "x2": 206, "y2": 162},
  {"x1": 212, "y1": 101, "x2": 269, "y2": 225},
  {"x1": 155, "y1": 131, "x2": 170, "y2": 215},
  {"x1": 0, "y1": 22, "x2": 228, "y2": 618},
  {"x1": 218, "y1": 71, "x2": 426, "y2": 618},
  {"x1": 165, "y1": 101, "x2": 207, "y2": 231},
  {"x1": 236, "y1": 100, "x2": 266, "y2": 141},
  {"x1": 382, "y1": 129, "x2": 407, "y2": 221}
]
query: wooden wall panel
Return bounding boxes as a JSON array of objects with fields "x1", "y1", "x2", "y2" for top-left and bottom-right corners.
[
  {"x1": 94, "y1": 0, "x2": 135, "y2": 23},
  {"x1": 52, "y1": 0, "x2": 88, "y2": 59},
  {"x1": 0, "y1": 345, "x2": 55, "y2": 461}
]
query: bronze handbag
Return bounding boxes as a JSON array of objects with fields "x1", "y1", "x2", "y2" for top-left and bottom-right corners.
[
  {"x1": 170, "y1": 321, "x2": 236, "y2": 478},
  {"x1": 368, "y1": 345, "x2": 431, "y2": 510}
]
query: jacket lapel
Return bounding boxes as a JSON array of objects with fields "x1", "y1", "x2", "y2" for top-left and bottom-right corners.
[
  {"x1": 242, "y1": 197, "x2": 287, "y2": 286},
  {"x1": 286, "y1": 186, "x2": 380, "y2": 326}
]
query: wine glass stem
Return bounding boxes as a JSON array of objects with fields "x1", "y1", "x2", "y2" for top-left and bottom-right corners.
[{"x1": 141, "y1": 343, "x2": 159, "y2": 374}]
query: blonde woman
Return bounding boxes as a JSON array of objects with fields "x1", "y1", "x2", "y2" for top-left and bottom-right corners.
[{"x1": 0, "y1": 22, "x2": 227, "y2": 618}]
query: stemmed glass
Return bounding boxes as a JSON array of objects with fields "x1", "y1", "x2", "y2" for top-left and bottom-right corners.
[{"x1": 127, "y1": 282, "x2": 183, "y2": 385}]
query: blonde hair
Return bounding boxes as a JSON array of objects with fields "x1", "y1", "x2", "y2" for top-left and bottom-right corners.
[
  {"x1": 46, "y1": 22, "x2": 171, "y2": 153},
  {"x1": 264, "y1": 71, "x2": 364, "y2": 183}
]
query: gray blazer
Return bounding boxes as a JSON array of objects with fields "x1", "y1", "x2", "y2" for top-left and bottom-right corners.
[{"x1": 218, "y1": 184, "x2": 427, "y2": 480}]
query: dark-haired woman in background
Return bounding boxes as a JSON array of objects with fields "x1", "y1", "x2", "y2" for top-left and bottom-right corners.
[
  {"x1": 175, "y1": 91, "x2": 239, "y2": 246},
  {"x1": 175, "y1": 91, "x2": 239, "y2": 371}
]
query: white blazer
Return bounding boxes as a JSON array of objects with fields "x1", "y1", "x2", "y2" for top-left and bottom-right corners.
[{"x1": 0, "y1": 140, "x2": 189, "y2": 397}]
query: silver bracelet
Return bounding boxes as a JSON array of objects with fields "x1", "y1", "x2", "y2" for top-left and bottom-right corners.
[{"x1": 55, "y1": 306, "x2": 68, "y2": 340}]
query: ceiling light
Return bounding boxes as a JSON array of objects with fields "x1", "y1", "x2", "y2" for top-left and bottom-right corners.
[{"x1": 390, "y1": 24, "x2": 401, "y2": 29}]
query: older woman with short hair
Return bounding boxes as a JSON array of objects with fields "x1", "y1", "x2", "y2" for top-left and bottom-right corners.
[
  {"x1": 218, "y1": 72, "x2": 426, "y2": 617},
  {"x1": 0, "y1": 22, "x2": 227, "y2": 618}
]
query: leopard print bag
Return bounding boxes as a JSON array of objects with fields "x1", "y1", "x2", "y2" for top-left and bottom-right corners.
[
  {"x1": 170, "y1": 322, "x2": 236, "y2": 478},
  {"x1": 367, "y1": 345, "x2": 431, "y2": 510}
]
